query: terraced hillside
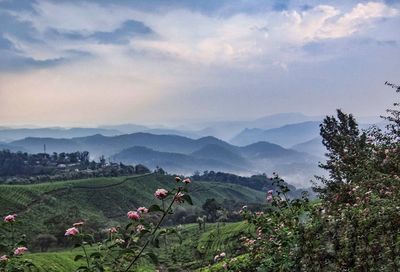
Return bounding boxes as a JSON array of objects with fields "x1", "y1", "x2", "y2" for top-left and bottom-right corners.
[{"x1": 0, "y1": 174, "x2": 265, "y2": 245}]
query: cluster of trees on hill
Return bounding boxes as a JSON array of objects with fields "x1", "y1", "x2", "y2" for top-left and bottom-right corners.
[
  {"x1": 0, "y1": 150, "x2": 150, "y2": 184},
  {"x1": 192, "y1": 170, "x2": 303, "y2": 198}
]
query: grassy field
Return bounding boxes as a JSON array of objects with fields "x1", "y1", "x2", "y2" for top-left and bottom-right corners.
[{"x1": 25, "y1": 221, "x2": 251, "y2": 272}]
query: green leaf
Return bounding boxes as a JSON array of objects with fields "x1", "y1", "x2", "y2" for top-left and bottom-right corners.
[
  {"x1": 125, "y1": 222, "x2": 133, "y2": 230},
  {"x1": 90, "y1": 252, "x2": 102, "y2": 259},
  {"x1": 181, "y1": 194, "x2": 193, "y2": 205},
  {"x1": 148, "y1": 204, "x2": 164, "y2": 213}
]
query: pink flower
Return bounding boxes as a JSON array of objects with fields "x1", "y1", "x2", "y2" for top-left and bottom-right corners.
[
  {"x1": 137, "y1": 207, "x2": 148, "y2": 213},
  {"x1": 266, "y1": 195, "x2": 273, "y2": 203},
  {"x1": 136, "y1": 224, "x2": 145, "y2": 232},
  {"x1": 127, "y1": 211, "x2": 140, "y2": 220},
  {"x1": 108, "y1": 227, "x2": 118, "y2": 234},
  {"x1": 65, "y1": 227, "x2": 79, "y2": 236},
  {"x1": 174, "y1": 192, "x2": 185, "y2": 203},
  {"x1": 0, "y1": 255, "x2": 8, "y2": 262},
  {"x1": 267, "y1": 190, "x2": 273, "y2": 194},
  {"x1": 4, "y1": 214, "x2": 16, "y2": 223},
  {"x1": 182, "y1": 178, "x2": 191, "y2": 184},
  {"x1": 14, "y1": 247, "x2": 28, "y2": 256},
  {"x1": 154, "y1": 189, "x2": 168, "y2": 200},
  {"x1": 73, "y1": 221, "x2": 84, "y2": 227},
  {"x1": 175, "y1": 177, "x2": 182, "y2": 182}
]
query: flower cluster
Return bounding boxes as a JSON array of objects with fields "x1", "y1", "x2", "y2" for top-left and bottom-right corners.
[
  {"x1": 266, "y1": 190, "x2": 273, "y2": 203},
  {"x1": 65, "y1": 227, "x2": 79, "y2": 236},
  {"x1": 155, "y1": 188, "x2": 168, "y2": 199},
  {"x1": 13, "y1": 247, "x2": 28, "y2": 256},
  {"x1": 3, "y1": 214, "x2": 16, "y2": 223},
  {"x1": 127, "y1": 211, "x2": 141, "y2": 220}
]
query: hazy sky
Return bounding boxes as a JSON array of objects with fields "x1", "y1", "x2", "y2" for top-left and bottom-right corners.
[{"x1": 0, "y1": 0, "x2": 399, "y2": 127}]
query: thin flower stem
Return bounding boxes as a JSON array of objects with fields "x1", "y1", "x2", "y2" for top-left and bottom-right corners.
[
  {"x1": 123, "y1": 187, "x2": 181, "y2": 272},
  {"x1": 82, "y1": 245, "x2": 90, "y2": 268},
  {"x1": 81, "y1": 237, "x2": 90, "y2": 269}
]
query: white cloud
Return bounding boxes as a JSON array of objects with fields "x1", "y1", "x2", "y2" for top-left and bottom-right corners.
[
  {"x1": 129, "y1": 2, "x2": 398, "y2": 64},
  {"x1": 7, "y1": 1, "x2": 398, "y2": 65}
]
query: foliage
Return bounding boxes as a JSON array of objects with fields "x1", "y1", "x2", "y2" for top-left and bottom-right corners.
[
  {"x1": 0, "y1": 215, "x2": 37, "y2": 271},
  {"x1": 204, "y1": 83, "x2": 400, "y2": 271}
]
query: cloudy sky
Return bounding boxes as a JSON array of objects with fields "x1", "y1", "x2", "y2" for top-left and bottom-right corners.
[{"x1": 0, "y1": 0, "x2": 399, "y2": 127}]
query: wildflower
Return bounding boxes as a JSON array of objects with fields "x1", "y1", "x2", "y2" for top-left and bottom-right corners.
[
  {"x1": 4, "y1": 214, "x2": 16, "y2": 223},
  {"x1": 127, "y1": 211, "x2": 140, "y2": 220},
  {"x1": 108, "y1": 227, "x2": 118, "y2": 234},
  {"x1": 174, "y1": 192, "x2": 185, "y2": 203},
  {"x1": 14, "y1": 247, "x2": 28, "y2": 256},
  {"x1": 0, "y1": 255, "x2": 8, "y2": 262},
  {"x1": 155, "y1": 189, "x2": 168, "y2": 199},
  {"x1": 266, "y1": 190, "x2": 273, "y2": 203},
  {"x1": 219, "y1": 252, "x2": 226, "y2": 258},
  {"x1": 137, "y1": 207, "x2": 148, "y2": 213},
  {"x1": 73, "y1": 221, "x2": 84, "y2": 227},
  {"x1": 182, "y1": 178, "x2": 191, "y2": 184},
  {"x1": 175, "y1": 177, "x2": 182, "y2": 182},
  {"x1": 115, "y1": 238, "x2": 125, "y2": 244},
  {"x1": 65, "y1": 227, "x2": 79, "y2": 236},
  {"x1": 136, "y1": 224, "x2": 145, "y2": 232}
]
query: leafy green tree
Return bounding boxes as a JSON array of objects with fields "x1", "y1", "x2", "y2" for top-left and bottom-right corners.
[{"x1": 315, "y1": 109, "x2": 372, "y2": 196}]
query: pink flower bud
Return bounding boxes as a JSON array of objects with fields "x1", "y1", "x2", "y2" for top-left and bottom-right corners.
[
  {"x1": 14, "y1": 247, "x2": 28, "y2": 256},
  {"x1": 73, "y1": 221, "x2": 84, "y2": 227},
  {"x1": 137, "y1": 207, "x2": 149, "y2": 213},
  {"x1": 155, "y1": 189, "x2": 168, "y2": 199},
  {"x1": 65, "y1": 227, "x2": 79, "y2": 236},
  {"x1": 127, "y1": 211, "x2": 140, "y2": 220}
]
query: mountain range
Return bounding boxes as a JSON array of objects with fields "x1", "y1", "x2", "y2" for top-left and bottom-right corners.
[
  {"x1": 2, "y1": 112, "x2": 382, "y2": 187},
  {"x1": 4, "y1": 132, "x2": 321, "y2": 187}
]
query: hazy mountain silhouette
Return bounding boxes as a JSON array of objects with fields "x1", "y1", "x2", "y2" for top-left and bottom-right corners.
[{"x1": 231, "y1": 121, "x2": 321, "y2": 147}]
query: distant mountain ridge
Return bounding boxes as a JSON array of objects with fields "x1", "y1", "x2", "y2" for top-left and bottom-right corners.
[
  {"x1": 0, "y1": 127, "x2": 123, "y2": 142},
  {"x1": 5, "y1": 132, "x2": 321, "y2": 187},
  {"x1": 231, "y1": 121, "x2": 321, "y2": 147}
]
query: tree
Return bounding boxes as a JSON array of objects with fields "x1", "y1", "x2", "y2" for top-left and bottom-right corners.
[
  {"x1": 315, "y1": 109, "x2": 372, "y2": 195},
  {"x1": 202, "y1": 198, "x2": 221, "y2": 222},
  {"x1": 33, "y1": 234, "x2": 57, "y2": 252}
]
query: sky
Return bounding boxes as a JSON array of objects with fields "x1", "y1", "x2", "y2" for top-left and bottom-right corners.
[{"x1": 0, "y1": 0, "x2": 399, "y2": 127}]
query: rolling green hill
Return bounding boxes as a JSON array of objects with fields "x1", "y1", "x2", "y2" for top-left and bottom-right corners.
[{"x1": 0, "y1": 174, "x2": 265, "y2": 247}]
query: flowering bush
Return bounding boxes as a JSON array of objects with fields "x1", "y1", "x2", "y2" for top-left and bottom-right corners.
[{"x1": 0, "y1": 214, "x2": 37, "y2": 272}]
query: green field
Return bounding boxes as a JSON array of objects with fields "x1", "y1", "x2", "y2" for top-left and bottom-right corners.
[{"x1": 24, "y1": 221, "x2": 251, "y2": 272}]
